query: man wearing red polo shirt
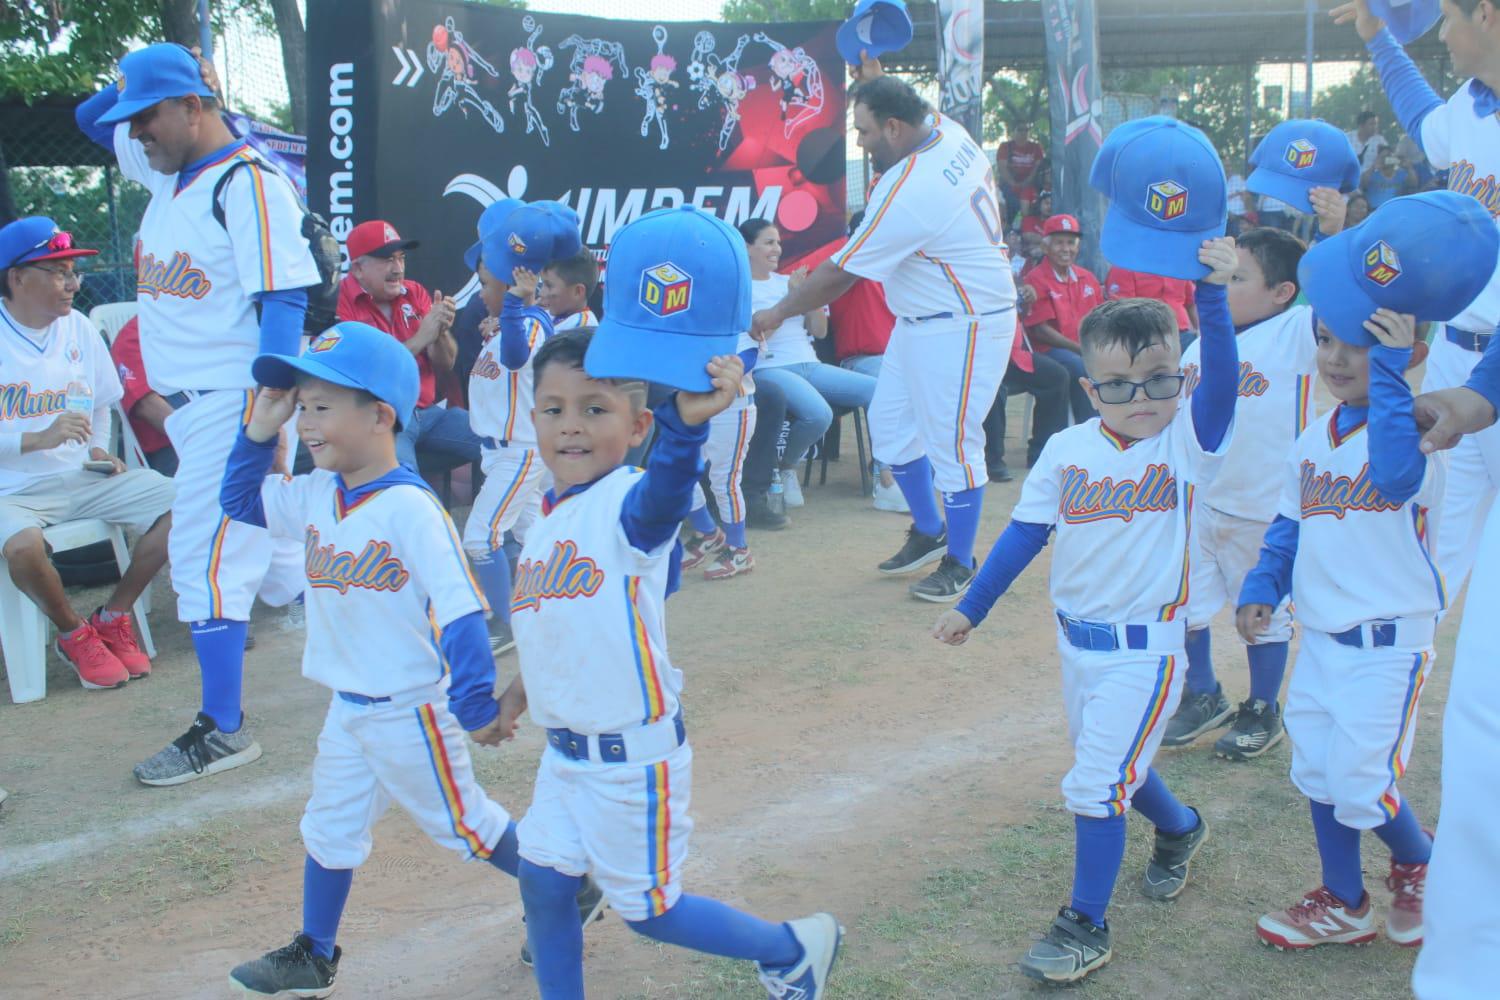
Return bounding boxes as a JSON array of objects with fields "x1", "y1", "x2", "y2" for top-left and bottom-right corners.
[
  {"x1": 1105, "y1": 266, "x2": 1200, "y2": 346},
  {"x1": 997, "y1": 121, "x2": 1047, "y2": 223},
  {"x1": 1022, "y1": 214, "x2": 1102, "y2": 422},
  {"x1": 336, "y1": 219, "x2": 479, "y2": 470}
]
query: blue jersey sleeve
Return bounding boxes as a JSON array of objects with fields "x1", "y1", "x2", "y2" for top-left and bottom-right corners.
[
  {"x1": 75, "y1": 88, "x2": 120, "y2": 150},
  {"x1": 255, "y1": 287, "x2": 308, "y2": 358},
  {"x1": 1239, "y1": 515, "x2": 1299, "y2": 609},
  {"x1": 1367, "y1": 29, "x2": 1445, "y2": 153},
  {"x1": 499, "y1": 295, "x2": 553, "y2": 370},
  {"x1": 439, "y1": 611, "x2": 499, "y2": 731},
  {"x1": 954, "y1": 519, "x2": 1051, "y2": 627},
  {"x1": 621, "y1": 399, "x2": 710, "y2": 553},
  {"x1": 1367, "y1": 343, "x2": 1426, "y2": 503},
  {"x1": 1190, "y1": 282, "x2": 1237, "y2": 452},
  {"x1": 220, "y1": 429, "x2": 276, "y2": 528}
]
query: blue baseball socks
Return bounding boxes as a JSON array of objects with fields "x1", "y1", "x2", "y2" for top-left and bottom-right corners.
[
  {"x1": 469, "y1": 550, "x2": 513, "y2": 632},
  {"x1": 942, "y1": 486, "x2": 985, "y2": 566},
  {"x1": 1247, "y1": 641, "x2": 1289, "y2": 705},
  {"x1": 688, "y1": 506, "x2": 716, "y2": 535},
  {"x1": 891, "y1": 458, "x2": 943, "y2": 538},
  {"x1": 1070, "y1": 813, "x2": 1127, "y2": 926},
  {"x1": 1131, "y1": 768, "x2": 1198, "y2": 836},
  {"x1": 1184, "y1": 627, "x2": 1216, "y2": 695},
  {"x1": 192, "y1": 618, "x2": 249, "y2": 733}
]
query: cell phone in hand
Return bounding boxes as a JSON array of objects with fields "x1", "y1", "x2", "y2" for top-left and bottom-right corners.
[{"x1": 83, "y1": 459, "x2": 115, "y2": 474}]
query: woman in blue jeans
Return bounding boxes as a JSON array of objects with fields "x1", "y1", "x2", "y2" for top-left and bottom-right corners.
[{"x1": 739, "y1": 219, "x2": 876, "y2": 506}]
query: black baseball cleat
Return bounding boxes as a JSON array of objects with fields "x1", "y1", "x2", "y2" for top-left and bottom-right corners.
[
  {"x1": 1142, "y1": 808, "x2": 1209, "y2": 900},
  {"x1": 520, "y1": 875, "x2": 609, "y2": 967},
  {"x1": 908, "y1": 554, "x2": 976, "y2": 603},
  {"x1": 1018, "y1": 907, "x2": 1112, "y2": 984},
  {"x1": 229, "y1": 933, "x2": 340, "y2": 998},
  {"x1": 878, "y1": 525, "x2": 948, "y2": 575},
  {"x1": 1215, "y1": 698, "x2": 1285, "y2": 761},
  {"x1": 1161, "y1": 684, "x2": 1233, "y2": 747},
  {"x1": 489, "y1": 621, "x2": 516, "y2": 657},
  {"x1": 746, "y1": 493, "x2": 789, "y2": 531}
]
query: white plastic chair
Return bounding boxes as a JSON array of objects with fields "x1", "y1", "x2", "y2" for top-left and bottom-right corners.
[
  {"x1": 0, "y1": 519, "x2": 156, "y2": 704},
  {"x1": 88, "y1": 301, "x2": 138, "y2": 345}
]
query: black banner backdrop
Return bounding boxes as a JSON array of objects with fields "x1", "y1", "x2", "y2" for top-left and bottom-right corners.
[
  {"x1": 307, "y1": 1, "x2": 847, "y2": 305},
  {"x1": 1042, "y1": 0, "x2": 1104, "y2": 273}
]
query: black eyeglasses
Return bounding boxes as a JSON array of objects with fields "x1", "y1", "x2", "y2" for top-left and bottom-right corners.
[{"x1": 1089, "y1": 373, "x2": 1186, "y2": 405}]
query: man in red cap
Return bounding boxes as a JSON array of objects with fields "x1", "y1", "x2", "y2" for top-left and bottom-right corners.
[
  {"x1": 1023, "y1": 213, "x2": 1103, "y2": 421},
  {"x1": 337, "y1": 219, "x2": 479, "y2": 470}
]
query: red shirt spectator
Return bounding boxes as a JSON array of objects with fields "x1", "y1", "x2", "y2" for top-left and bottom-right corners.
[
  {"x1": 998, "y1": 130, "x2": 1046, "y2": 192},
  {"x1": 799, "y1": 237, "x2": 896, "y2": 360},
  {"x1": 1023, "y1": 214, "x2": 1103, "y2": 349},
  {"x1": 108, "y1": 317, "x2": 171, "y2": 455},
  {"x1": 1105, "y1": 267, "x2": 1199, "y2": 332}
]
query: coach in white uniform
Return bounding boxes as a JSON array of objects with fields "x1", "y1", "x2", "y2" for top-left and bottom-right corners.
[
  {"x1": 75, "y1": 43, "x2": 320, "y2": 785},
  {"x1": 750, "y1": 70, "x2": 1015, "y2": 603}
]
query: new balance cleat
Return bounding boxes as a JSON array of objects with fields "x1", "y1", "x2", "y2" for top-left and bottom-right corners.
[
  {"x1": 1256, "y1": 887, "x2": 1376, "y2": 950},
  {"x1": 1215, "y1": 698, "x2": 1285, "y2": 761}
]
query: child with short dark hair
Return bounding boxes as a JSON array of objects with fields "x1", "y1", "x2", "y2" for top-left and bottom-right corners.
[{"x1": 539, "y1": 249, "x2": 599, "y2": 330}]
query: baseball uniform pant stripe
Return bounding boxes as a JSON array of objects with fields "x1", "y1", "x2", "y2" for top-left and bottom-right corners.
[
  {"x1": 1411, "y1": 505, "x2": 1448, "y2": 611},
  {"x1": 1380, "y1": 651, "x2": 1430, "y2": 819},
  {"x1": 1106, "y1": 655, "x2": 1176, "y2": 817},
  {"x1": 487, "y1": 450, "x2": 537, "y2": 550},
  {"x1": 202, "y1": 390, "x2": 256, "y2": 619},
  {"x1": 644, "y1": 761, "x2": 672, "y2": 918},
  {"x1": 835, "y1": 154, "x2": 919, "y2": 267},
  {"x1": 726, "y1": 409, "x2": 751, "y2": 523},
  {"x1": 415, "y1": 704, "x2": 492, "y2": 859},
  {"x1": 952, "y1": 321, "x2": 980, "y2": 490},
  {"x1": 1294, "y1": 374, "x2": 1313, "y2": 436},
  {"x1": 416, "y1": 489, "x2": 489, "y2": 612},
  {"x1": 626, "y1": 576, "x2": 667, "y2": 724},
  {"x1": 1159, "y1": 484, "x2": 1195, "y2": 622}
]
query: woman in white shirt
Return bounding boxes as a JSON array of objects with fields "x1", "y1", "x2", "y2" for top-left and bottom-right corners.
[{"x1": 740, "y1": 219, "x2": 876, "y2": 506}]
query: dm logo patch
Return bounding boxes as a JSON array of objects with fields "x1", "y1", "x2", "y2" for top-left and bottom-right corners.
[
  {"x1": 1285, "y1": 139, "x2": 1318, "y2": 170},
  {"x1": 309, "y1": 332, "x2": 341, "y2": 353},
  {"x1": 640, "y1": 262, "x2": 692, "y2": 317},
  {"x1": 1146, "y1": 180, "x2": 1189, "y2": 222},
  {"x1": 508, "y1": 232, "x2": 528, "y2": 256},
  {"x1": 1364, "y1": 241, "x2": 1401, "y2": 287}
]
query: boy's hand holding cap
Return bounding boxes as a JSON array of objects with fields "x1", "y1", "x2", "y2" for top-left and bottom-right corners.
[
  {"x1": 1247, "y1": 119, "x2": 1361, "y2": 215},
  {"x1": 253, "y1": 321, "x2": 421, "y2": 429},
  {"x1": 479, "y1": 201, "x2": 582, "y2": 281},
  {"x1": 837, "y1": 0, "x2": 913, "y2": 69}
]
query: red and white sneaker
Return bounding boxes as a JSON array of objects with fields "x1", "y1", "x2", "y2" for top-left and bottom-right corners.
[
  {"x1": 703, "y1": 546, "x2": 754, "y2": 580},
  {"x1": 56, "y1": 621, "x2": 129, "y2": 690},
  {"x1": 90, "y1": 607, "x2": 151, "y2": 678},
  {"x1": 680, "y1": 526, "x2": 725, "y2": 571},
  {"x1": 1385, "y1": 858, "x2": 1428, "y2": 947},
  {"x1": 1256, "y1": 886, "x2": 1376, "y2": 950}
]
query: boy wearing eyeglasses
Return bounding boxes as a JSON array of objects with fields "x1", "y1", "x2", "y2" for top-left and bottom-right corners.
[{"x1": 930, "y1": 237, "x2": 1239, "y2": 984}]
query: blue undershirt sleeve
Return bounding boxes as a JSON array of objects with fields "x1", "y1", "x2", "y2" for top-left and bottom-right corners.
[
  {"x1": 220, "y1": 430, "x2": 276, "y2": 528},
  {"x1": 1367, "y1": 29, "x2": 1445, "y2": 151},
  {"x1": 254, "y1": 287, "x2": 307, "y2": 358},
  {"x1": 621, "y1": 399, "x2": 710, "y2": 553},
  {"x1": 1367, "y1": 344, "x2": 1426, "y2": 503},
  {"x1": 75, "y1": 88, "x2": 120, "y2": 150},
  {"x1": 499, "y1": 295, "x2": 552, "y2": 370},
  {"x1": 1238, "y1": 515, "x2": 1299, "y2": 609},
  {"x1": 1190, "y1": 282, "x2": 1237, "y2": 452},
  {"x1": 954, "y1": 519, "x2": 1051, "y2": 627},
  {"x1": 440, "y1": 611, "x2": 500, "y2": 731}
]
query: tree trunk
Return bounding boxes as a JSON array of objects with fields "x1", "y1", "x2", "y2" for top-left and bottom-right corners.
[
  {"x1": 268, "y1": 0, "x2": 308, "y2": 135},
  {"x1": 158, "y1": 0, "x2": 200, "y2": 47}
]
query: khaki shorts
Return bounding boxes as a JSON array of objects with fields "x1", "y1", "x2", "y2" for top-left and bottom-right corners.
[{"x1": 0, "y1": 469, "x2": 175, "y2": 548}]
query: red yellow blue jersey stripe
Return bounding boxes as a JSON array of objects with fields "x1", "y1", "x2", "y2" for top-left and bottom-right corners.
[
  {"x1": 414, "y1": 489, "x2": 488, "y2": 614},
  {"x1": 643, "y1": 760, "x2": 673, "y2": 917},
  {"x1": 415, "y1": 704, "x2": 492, "y2": 859},
  {"x1": 1098, "y1": 422, "x2": 1135, "y2": 452},
  {"x1": 834, "y1": 153, "x2": 922, "y2": 269},
  {"x1": 1411, "y1": 505, "x2": 1448, "y2": 612},
  {"x1": 952, "y1": 321, "x2": 980, "y2": 488},
  {"x1": 1327, "y1": 405, "x2": 1367, "y2": 449},
  {"x1": 1159, "y1": 483, "x2": 1194, "y2": 621},
  {"x1": 625, "y1": 576, "x2": 667, "y2": 723},
  {"x1": 1104, "y1": 655, "x2": 1177, "y2": 816},
  {"x1": 1379, "y1": 651, "x2": 1430, "y2": 820}
]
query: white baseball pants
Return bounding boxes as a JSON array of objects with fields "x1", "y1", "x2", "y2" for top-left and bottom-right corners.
[
  {"x1": 1425, "y1": 334, "x2": 1500, "y2": 599},
  {"x1": 463, "y1": 445, "x2": 544, "y2": 557},
  {"x1": 689, "y1": 402, "x2": 756, "y2": 525},
  {"x1": 1185, "y1": 503, "x2": 1292, "y2": 641}
]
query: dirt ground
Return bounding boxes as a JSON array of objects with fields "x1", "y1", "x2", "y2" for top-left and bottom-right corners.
[{"x1": 0, "y1": 407, "x2": 1448, "y2": 999}]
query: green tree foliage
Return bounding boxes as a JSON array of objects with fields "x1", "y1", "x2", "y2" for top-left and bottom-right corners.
[
  {"x1": 0, "y1": 1, "x2": 157, "y2": 99},
  {"x1": 1311, "y1": 63, "x2": 1398, "y2": 147},
  {"x1": 1105, "y1": 64, "x2": 1284, "y2": 169},
  {"x1": 983, "y1": 69, "x2": 1047, "y2": 146}
]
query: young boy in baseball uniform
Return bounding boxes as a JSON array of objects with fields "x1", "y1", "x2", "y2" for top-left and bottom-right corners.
[
  {"x1": 462, "y1": 202, "x2": 580, "y2": 654},
  {"x1": 220, "y1": 323, "x2": 600, "y2": 998},
  {"x1": 1241, "y1": 191, "x2": 1493, "y2": 952},
  {"x1": 502, "y1": 207, "x2": 842, "y2": 999},
  {"x1": 539, "y1": 249, "x2": 600, "y2": 331},
  {"x1": 932, "y1": 238, "x2": 1240, "y2": 983}
]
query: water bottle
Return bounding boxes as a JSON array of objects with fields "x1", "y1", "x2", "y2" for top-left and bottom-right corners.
[
  {"x1": 65, "y1": 379, "x2": 92, "y2": 414},
  {"x1": 767, "y1": 477, "x2": 787, "y2": 517}
]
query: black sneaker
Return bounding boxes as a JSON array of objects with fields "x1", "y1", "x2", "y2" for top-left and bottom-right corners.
[
  {"x1": 520, "y1": 875, "x2": 610, "y2": 967},
  {"x1": 1215, "y1": 698, "x2": 1285, "y2": 761},
  {"x1": 746, "y1": 492, "x2": 789, "y2": 531},
  {"x1": 229, "y1": 933, "x2": 340, "y2": 998},
  {"x1": 1142, "y1": 808, "x2": 1208, "y2": 900},
  {"x1": 1161, "y1": 684, "x2": 1233, "y2": 747},
  {"x1": 988, "y1": 462, "x2": 1014, "y2": 483},
  {"x1": 489, "y1": 621, "x2": 516, "y2": 657},
  {"x1": 909, "y1": 554, "x2": 975, "y2": 603},
  {"x1": 878, "y1": 525, "x2": 948, "y2": 575},
  {"x1": 1018, "y1": 907, "x2": 1112, "y2": 984}
]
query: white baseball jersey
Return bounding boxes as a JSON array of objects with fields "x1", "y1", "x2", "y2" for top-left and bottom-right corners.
[
  {"x1": 1180, "y1": 305, "x2": 1317, "y2": 521},
  {"x1": 833, "y1": 113, "x2": 1016, "y2": 319},
  {"x1": 1420, "y1": 82, "x2": 1500, "y2": 333},
  {"x1": 510, "y1": 467, "x2": 680, "y2": 734},
  {"x1": 113, "y1": 128, "x2": 319, "y2": 394},
  {"x1": 255, "y1": 469, "x2": 487, "y2": 695},
  {"x1": 1013, "y1": 407, "x2": 1229, "y2": 624},
  {"x1": 468, "y1": 314, "x2": 546, "y2": 445},
  {"x1": 552, "y1": 307, "x2": 598, "y2": 331},
  {"x1": 0, "y1": 305, "x2": 121, "y2": 495},
  {"x1": 1280, "y1": 405, "x2": 1447, "y2": 634}
]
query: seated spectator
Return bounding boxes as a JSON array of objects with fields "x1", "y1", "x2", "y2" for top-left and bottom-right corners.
[
  {"x1": 1020, "y1": 230, "x2": 1045, "y2": 276},
  {"x1": 1363, "y1": 151, "x2": 1414, "y2": 208},
  {"x1": 1345, "y1": 190, "x2": 1371, "y2": 227},
  {"x1": 1022, "y1": 214, "x2": 1102, "y2": 422},
  {"x1": 1105, "y1": 265, "x2": 1199, "y2": 348},
  {"x1": 109, "y1": 316, "x2": 177, "y2": 476},
  {"x1": 336, "y1": 219, "x2": 480, "y2": 471},
  {"x1": 983, "y1": 313, "x2": 1070, "y2": 482},
  {"x1": 1226, "y1": 165, "x2": 1255, "y2": 237},
  {"x1": 996, "y1": 121, "x2": 1047, "y2": 225},
  {"x1": 740, "y1": 219, "x2": 876, "y2": 509},
  {"x1": 1020, "y1": 191, "x2": 1053, "y2": 236},
  {"x1": 0, "y1": 217, "x2": 174, "y2": 690}
]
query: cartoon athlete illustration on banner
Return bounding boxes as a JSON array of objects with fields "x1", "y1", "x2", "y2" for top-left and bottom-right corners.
[
  {"x1": 754, "y1": 31, "x2": 824, "y2": 139},
  {"x1": 634, "y1": 26, "x2": 679, "y2": 151},
  {"x1": 508, "y1": 15, "x2": 555, "y2": 146},
  {"x1": 687, "y1": 32, "x2": 755, "y2": 153},
  {"x1": 556, "y1": 35, "x2": 629, "y2": 133},
  {"x1": 428, "y1": 16, "x2": 506, "y2": 134}
]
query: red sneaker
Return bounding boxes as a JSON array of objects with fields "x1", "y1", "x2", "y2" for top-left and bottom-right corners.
[
  {"x1": 56, "y1": 621, "x2": 129, "y2": 690},
  {"x1": 1385, "y1": 858, "x2": 1428, "y2": 947},
  {"x1": 90, "y1": 608, "x2": 151, "y2": 678}
]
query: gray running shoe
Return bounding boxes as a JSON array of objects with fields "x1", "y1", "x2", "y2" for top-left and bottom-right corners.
[
  {"x1": 133, "y1": 712, "x2": 263, "y2": 787},
  {"x1": 1142, "y1": 808, "x2": 1208, "y2": 900},
  {"x1": 1162, "y1": 685, "x2": 1233, "y2": 747},
  {"x1": 1018, "y1": 907, "x2": 1112, "y2": 984}
]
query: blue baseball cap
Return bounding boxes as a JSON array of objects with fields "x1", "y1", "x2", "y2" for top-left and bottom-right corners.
[
  {"x1": 464, "y1": 198, "x2": 523, "y2": 273},
  {"x1": 478, "y1": 202, "x2": 583, "y2": 281},
  {"x1": 97, "y1": 43, "x2": 217, "y2": 125},
  {"x1": 1090, "y1": 116, "x2": 1227, "y2": 280},
  {"x1": 252, "y1": 322, "x2": 421, "y2": 429},
  {"x1": 1248, "y1": 120, "x2": 1362, "y2": 213},
  {"x1": 837, "y1": 0, "x2": 914, "y2": 67},
  {"x1": 585, "y1": 206, "x2": 750, "y2": 392},
  {"x1": 1370, "y1": 1, "x2": 1442, "y2": 45},
  {"x1": 1298, "y1": 190, "x2": 1500, "y2": 347},
  {"x1": 0, "y1": 216, "x2": 98, "y2": 269}
]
